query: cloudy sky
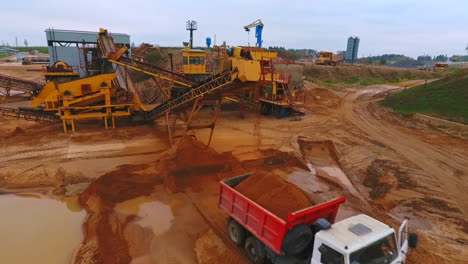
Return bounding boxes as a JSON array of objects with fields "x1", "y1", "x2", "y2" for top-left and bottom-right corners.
[{"x1": 2, "y1": 0, "x2": 467, "y2": 58}]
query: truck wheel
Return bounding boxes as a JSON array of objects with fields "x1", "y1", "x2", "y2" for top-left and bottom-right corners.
[
  {"x1": 228, "y1": 219, "x2": 246, "y2": 246},
  {"x1": 282, "y1": 224, "x2": 313, "y2": 256},
  {"x1": 244, "y1": 236, "x2": 266, "y2": 264}
]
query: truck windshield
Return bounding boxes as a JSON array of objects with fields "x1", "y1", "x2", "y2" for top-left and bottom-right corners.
[{"x1": 349, "y1": 234, "x2": 397, "y2": 264}]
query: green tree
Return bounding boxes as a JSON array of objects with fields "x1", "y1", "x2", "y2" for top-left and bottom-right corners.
[
  {"x1": 417, "y1": 55, "x2": 431, "y2": 61},
  {"x1": 379, "y1": 59, "x2": 387, "y2": 65},
  {"x1": 434, "y1": 55, "x2": 448, "y2": 62}
]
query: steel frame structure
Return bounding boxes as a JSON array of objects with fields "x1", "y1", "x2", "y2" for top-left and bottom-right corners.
[{"x1": 0, "y1": 74, "x2": 42, "y2": 99}]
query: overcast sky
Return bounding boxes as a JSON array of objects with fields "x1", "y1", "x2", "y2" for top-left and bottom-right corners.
[{"x1": 2, "y1": 0, "x2": 467, "y2": 58}]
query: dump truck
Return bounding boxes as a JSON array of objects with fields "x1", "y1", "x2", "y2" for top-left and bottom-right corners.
[
  {"x1": 219, "y1": 173, "x2": 418, "y2": 264},
  {"x1": 433, "y1": 63, "x2": 448, "y2": 72},
  {"x1": 315, "y1": 52, "x2": 344, "y2": 66}
]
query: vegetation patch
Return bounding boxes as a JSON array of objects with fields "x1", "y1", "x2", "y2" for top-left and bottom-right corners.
[
  {"x1": 0, "y1": 53, "x2": 13, "y2": 59},
  {"x1": 381, "y1": 69, "x2": 468, "y2": 123},
  {"x1": 15, "y1": 47, "x2": 49, "y2": 54},
  {"x1": 303, "y1": 65, "x2": 441, "y2": 90}
]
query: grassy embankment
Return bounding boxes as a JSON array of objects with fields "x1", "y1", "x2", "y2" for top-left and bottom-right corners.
[
  {"x1": 381, "y1": 68, "x2": 468, "y2": 124},
  {"x1": 0, "y1": 47, "x2": 48, "y2": 59},
  {"x1": 303, "y1": 65, "x2": 443, "y2": 90},
  {"x1": 16, "y1": 47, "x2": 49, "y2": 53},
  {"x1": 0, "y1": 53, "x2": 13, "y2": 59}
]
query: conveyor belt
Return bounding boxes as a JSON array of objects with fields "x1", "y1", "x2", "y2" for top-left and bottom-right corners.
[
  {"x1": 0, "y1": 74, "x2": 42, "y2": 95},
  {"x1": 145, "y1": 69, "x2": 237, "y2": 120},
  {"x1": 112, "y1": 57, "x2": 195, "y2": 88},
  {"x1": 0, "y1": 107, "x2": 59, "y2": 122}
]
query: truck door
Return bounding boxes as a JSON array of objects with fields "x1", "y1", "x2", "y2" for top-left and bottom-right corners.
[{"x1": 398, "y1": 219, "x2": 409, "y2": 263}]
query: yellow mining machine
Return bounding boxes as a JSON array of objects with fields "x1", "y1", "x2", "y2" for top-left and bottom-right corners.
[
  {"x1": 30, "y1": 73, "x2": 133, "y2": 132},
  {"x1": 29, "y1": 29, "x2": 277, "y2": 134},
  {"x1": 28, "y1": 26, "x2": 305, "y2": 143}
]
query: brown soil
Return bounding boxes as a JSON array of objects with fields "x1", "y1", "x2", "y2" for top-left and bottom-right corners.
[
  {"x1": 1, "y1": 70, "x2": 467, "y2": 264},
  {"x1": 303, "y1": 83, "x2": 342, "y2": 108},
  {"x1": 303, "y1": 64, "x2": 440, "y2": 84},
  {"x1": 235, "y1": 171, "x2": 312, "y2": 219},
  {"x1": 0, "y1": 63, "x2": 44, "y2": 83},
  {"x1": 363, "y1": 159, "x2": 416, "y2": 199},
  {"x1": 160, "y1": 136, "x2": 244, "y2": 193},
  {"x1": 76, "y1": 164, "x2": 159, "y2": 264},
  {"x1": 73, "y1": 136, "x2": 250, "y2": 264}
]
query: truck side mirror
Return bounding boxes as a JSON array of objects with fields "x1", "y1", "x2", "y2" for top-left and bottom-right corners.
[
  {"x1": 315, "y1": 218, "x2": 332, "y2": 230},
  {"x1": 408, "y1": 233, "x2": 418, "y2": 248}
]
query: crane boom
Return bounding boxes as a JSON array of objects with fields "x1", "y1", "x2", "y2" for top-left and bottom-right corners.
[{"x1": 244, "y1": 19, "x2": 264, "y2": 48}]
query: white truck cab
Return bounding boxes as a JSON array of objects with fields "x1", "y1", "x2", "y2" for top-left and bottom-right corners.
[{"x1": 311, "y1": 214, "x2": 416, "y2": 264}]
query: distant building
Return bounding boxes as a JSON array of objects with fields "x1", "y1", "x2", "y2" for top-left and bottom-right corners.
[
  {"x1": 345, "y1": 37, "x2": 360, "y2": 64},
  {"x1": 45, "y1": 29, "x2": 130, "y2": 76}
]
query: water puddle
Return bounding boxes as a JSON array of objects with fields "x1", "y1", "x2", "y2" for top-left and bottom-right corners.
[
  {"x1": 137, "y1": 201, "x2": 174, "y2": 236},
  {"x1": 115, "y1": 197, "x2": 174, "y2": 237},
  {"x1": 0, "y1": 194, "x2": 86, "y2": 264}
]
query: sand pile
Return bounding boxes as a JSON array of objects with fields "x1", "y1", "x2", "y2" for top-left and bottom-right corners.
[
  {"x1": 235, "y1": 171, "x2": 312, "y2": 219},
  {"x1": 9, "y1": 127, "x2": 25, "y2": 137},
  {"x1": 303, "y1": 82, "x2": 342, "y2": 108},
  {"x1": 161, "y1": 136, "x2": 244, "y2": 192}
]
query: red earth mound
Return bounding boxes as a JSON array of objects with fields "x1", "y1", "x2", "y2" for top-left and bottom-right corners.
[{"x1": 235, "y1": 171, "x2": 313, "y2": 219}]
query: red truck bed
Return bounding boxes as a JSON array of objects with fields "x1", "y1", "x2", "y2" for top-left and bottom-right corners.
[{"x1": 219, "y1": 173, "x2": 346, "y2": 255}]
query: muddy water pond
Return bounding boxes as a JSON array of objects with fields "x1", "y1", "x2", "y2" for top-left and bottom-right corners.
[{"x1": 0, "y1": 194, "x2": 86, "y2": 264}]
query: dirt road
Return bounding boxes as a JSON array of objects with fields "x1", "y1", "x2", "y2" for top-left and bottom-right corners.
[
  {"x1": 342, "y1": 85, "x2": 468, "y2": 215},
  {"x1": 339, "y1": 84, "x2": 468, "y2": 263}
]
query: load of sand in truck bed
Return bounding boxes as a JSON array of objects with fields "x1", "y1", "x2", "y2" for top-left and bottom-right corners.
[{"x1": 235, "y1": 171, "x2": 313, "y2": 219}]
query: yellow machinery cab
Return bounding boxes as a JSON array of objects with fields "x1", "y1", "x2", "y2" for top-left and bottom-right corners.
[{"x1": 182, "y1": 48, "x2": 210, "y2": 74}]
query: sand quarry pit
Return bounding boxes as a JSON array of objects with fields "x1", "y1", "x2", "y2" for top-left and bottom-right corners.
[{"x1": 0, "y1": 66, "x2": 467, "y2": 263}]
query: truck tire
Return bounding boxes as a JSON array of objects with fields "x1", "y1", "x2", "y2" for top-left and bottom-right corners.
[
  {"x1": 228, "y1": 219, "x2": 246, "y2": 246},
  {"x1": 282, "y1": 224, "x2": 313, "y2": 256},
  {"x1": 244, "y1": 236, "x2": 266, "y2": 264}
]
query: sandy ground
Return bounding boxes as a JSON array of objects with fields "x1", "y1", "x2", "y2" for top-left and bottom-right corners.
[
  {"x1": 0, "y1": 63, "x2": 44, "y2": 82},
  {"x1": 0, "y1": 75, "x2": 467, "y2": 263}
]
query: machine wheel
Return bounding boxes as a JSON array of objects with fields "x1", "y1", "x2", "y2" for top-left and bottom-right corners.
[
  {"x1": 260, "y1": 102, "x2": 272, "y2": 115},
  {"x1": 244, "y1": 236, "x2": 266, "y2": 264},
  {"x1": 228, "y1": 219, "x2": 246, "y2": 246},
  {"x1": 282, "y1": 224, "x2": 313, "y2": 256}
]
